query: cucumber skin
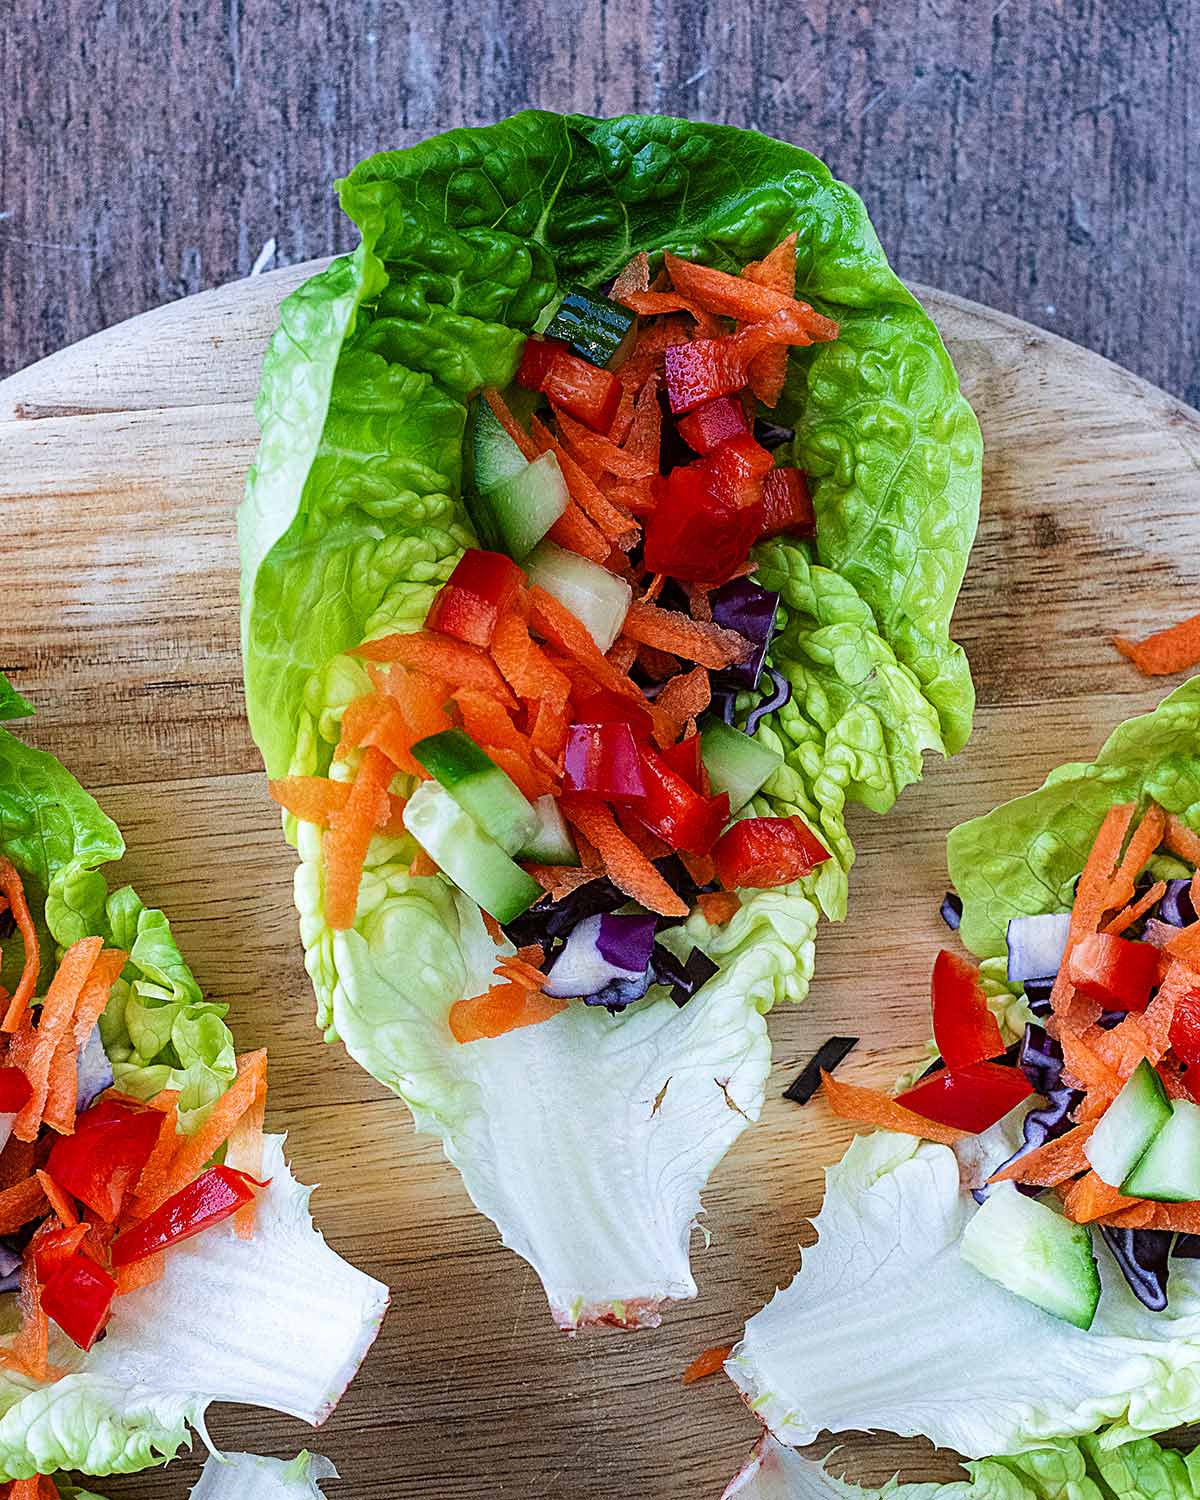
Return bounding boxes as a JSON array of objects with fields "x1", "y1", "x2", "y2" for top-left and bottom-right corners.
[
  {"x1": 403, "y1": 782, "x2": 541, "y2": 923},
  {"x1": 1123, "y1": 1099, "x2": 1200, "y2": 1201},
  {"x1": 701, "y1": 720, "x2": 783, "y2": 813},
  {"x1": 412, "y1": 731, "x2": 537, "y2": 858},
  {"x1": 961, "y1": 1187, "x2": 1100, "y2": 1331}
]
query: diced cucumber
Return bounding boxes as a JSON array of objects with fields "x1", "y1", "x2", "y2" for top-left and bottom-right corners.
[
  {"x1": 524, "y1": 541, "x2": 632, "y2": 651},
  {"x1": 473, "y1": 451, "x2": 569, "y2": 561},
  {"x1": 1084, "y1": 1058, "x2": 1173, "y2": 1187},
  {"x1": 469, "y1": 397, "x2": 529, "y2": 495},
  {"x1": 961, "y1": 1183, "x2": 1100, "y2": 1330},
  {"x1": 700, "y1": 720, "x2": 783, "y2": 813},
  {"x1": 411, "y1": 730, "x2": 537, "y2": 856},
  {"x1": 1123, "y1": 1099, "x2": 1200, "y2": 1201},
  {"x1": 518, "y1": 795, "x2": 579, "y2": 866},
  {"x1": 402, "y1": 782, "x2": 541, "y2": 924},
  {"x1": 544, "y1": 285, "x2": 637, "y2": 369}
]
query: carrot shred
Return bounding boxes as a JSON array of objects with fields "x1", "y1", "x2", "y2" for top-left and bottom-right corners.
[
  {"x1": 1060, "y1": 1170, "x2": 1139, "y2": 1223},
  {"x1": 741, "y1": 233, "x2": 797, "y2": 407},
  {"x1": 622, "y1": 373, "x2": 662, "y2": 466},
  {"x1": 11, "y1": 1248, "x2": 49, "y2": 1381},
  {"x1": 270, "y1": 776, "x2": 352, "y2": 824},
  {"x1": 821, "y1": 1069, "x2": 968, "y2": 1146},
  {"x1": 515, "y1": 944, "x2": 545, "y2": 967},
  {"x1": 529, "y1": 698, "x2": 569, "y2": 761},
  {"x1": 530, "y1": 415, "x2": 639, "y2": 547},
  {"x1": 1167, "y1": 923, "x2": 1200, "y2": 969},
  {"x1": 697, "y1": 892, "x2": 741, "y2": 925},
  {"x1": 409, "y1": 848, "x2": 439, "y2": 879},
  {"x1": 1104, "y1": 1199, "x2": 1200, "y2": 1232},
  {"x1": 1059, "y1": 1027, "x2": 1125, "y2": 1102},
  {"x1": 490, "y1": 612, "x2": 572, "y2": 708},
  {"x1": 1092, "y1": 1014, "x2": 1155, "y2": 1079},
  {"x1": 322, "y1": 747, "x2": 394, "y2": 931},
  {"x1": 664, "y1": 251, "x2": 840, "y2": 341},
  {"x1": 528, "y1": 588, "x2": 658, "y2": 720},
  {"x1": 546, "y1": 498, "x2": 613, "y2": 565},
  {"x1": 336, "y1": 692, "x2": 425, "y2": 778},
  {"x1": 621, "y1": 601, "x2": 751, "y2": 670},
  {"x1": 636, "y1": 644, "x2": 680, "y2": 681},
  {"x1": 609, "y1": 251, "x2": 650, "y2": 299},
  {"x1": 606, "y1": 637, "x2": 639, "y2": 675},
  {"x1": 8, "y1": 937, "x2": 103, "y2": 1142},
  {"x1": 619, "y1": 290, "x2": 723, "y2": 337},
  {"x1": 1108, "y1": 803, "x2": 1166, "y2": 912},
  {"x1": 1049, "y1": 803, "x2": 1136, "y2": 1031},
  {"x1": 617, "y1": 316, "x2": 691, "y2": 392},
  {"x1": 355, "y1": 632, "x2": 517, "y2": 710},
  {"x1": 525, "y1": 864, "x2": 601, "y2": 901},
  {"x1": 225, "y1": 1071, "x2": 268, "y2": 1240},
  {"x1": 0, "y1": 860, "x2": 39, "y2": 1033},
  {"x1": 1164, "y1": 813, "x2": 1200, "y2": 866},
  {"x1": 988, "y1": 1122, "x2": 1095, "y2": 1186},
  {"x1": 35, "y1": 1170, "x2": 77, "y2": 1228},
  {"x1": 41, "y1": 947, "x2": 127, "y2": 1137},
  {"x1": 137, "y1": 1051, "x2": 267, "y2": 1217},
  {"x1": 1114, "y1": 613, "x2": 1200, "y2": 676},
  {"x1": 551, "y1": 405, "x2": 658, "y2": 482},
  {"x1": 482, "y1": 387, "x2": 538, "y2": 461},
  {"x1": 1103, "y1": 880, "x2": 1167, "y2": 935},
  {"x1": 448, "y1": 983, "x2": 568, "y2": 1043},
  {"x1": 681, "y1": 1343, "x2": 734, "y2": 1384},
  {"x1": 615, "y1": 811, "x2": 671, "y2": 861},
  {"x1": 0, "y1": 1177, "x2": 49, "y2": 1234},
  {"x1": 654, "y1": 667, "x2": 712, "y2": 739},
  {"x1": 129, "y1": 1091, "x2": 181, "y2": 1223},
  {"x1": 559, "y1": 797, "x2": 688, "y2": 918},
  {"x1": 680, "y1": 851, "x2": 717, "y2": 888},
  {"x1": 115, "y1": 1252, "x2": 165, "y2": 1295},
  {"x1": 494, "y1": 956, "x2": 547, "y2": 990}
]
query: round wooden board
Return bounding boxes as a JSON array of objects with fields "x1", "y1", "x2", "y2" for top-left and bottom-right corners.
[{"x1": 2, "y1": 265, "x2": 1199, "y2": 1500}]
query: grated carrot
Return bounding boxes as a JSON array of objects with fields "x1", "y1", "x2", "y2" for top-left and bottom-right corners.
[
  {"x1": 528, "y1": 588, "x2": 651, "y2": 711},
  {"x1": 551, "y1": 405, "x2": 658, "y2": 481},
  {"x1": 41, "y1": 946, "x2": 128, "y2": 1136},
  {"x1": 494, "y1": 956, "x2": 547, "y2": 991},
  {"x1": 636, "y1": 644, "x2": 680, "y2": 681},
  {"x1": 740, "y1": 233, "x2": 797, "y2": 407},
  {"x1": 686, "y1": 583, "x2": 714, "y2": 622},
  {"x1": 35, "y1": 1170, "x2": 77, "y2": 1228},
  {"x1": 988, "y1": 1123, "x2": 1095, "y2": 1186},
  {"x1": 482, "y1": 912, "x2": 504, "y2": 943},
  {"x1": 546, "y1": 498, "x2": 612, "y2": 565},
  {"x1": 515, "y1": 944, "x2": 545, "y2": 967},
  {"x1": 622, "y1": 373, "x2": 663, "y2": 470},
  {"x1": 0, "y1": 1177, "x2": 48, "y2": 1234},
  {"x1": 1103, "y1": 880, "x2": 1167, "y2": 935},
  {"x1": 1049, "y1": 803, "x2": 1135, "y2": 1031},
  {"x1": 615, "y1": 810, "x2": 671, "y2": 861},
  {"x1": 9, "y1": 937, "x2": 102, "y2": 1142},
  {"x1": 482, "y1": 387, "x2": 538, "y2": 461},
  {"x1": 1092, "y1": 1014, "x2": 1155, "y2": 1079},
  {"x1": 355, "y1": 632, "x2": 517, "y2": 709},
  {"x1": 525, "y1": 864, "x2": 601, "y2": 901},
  {"x1": 490, "y1": 612, "x2": 572, "y2": 706},
  {"x1": 130, "y1": 1091, "x2": 181, "y2": 1224},
  {"x1": 680, "y1": 851, "x2": 717, "y2": 888},
  {"x1": 621, "y1": 601, "x2": 751, "y2": 670},
  {"x1": 530, "y1": 415, "x2": 639, "y2": 547},
  {"x1": 1107, "y1": 802, "x2": 1166, "y2": 912},
  {"x1": 697, "y1": 892, "x2": 740, "y2": 925},
  {"x1": 1114, "y1": 613, "x2": 1200, "y2": 676},
  {"x1": 1167, "y1": 923, "x2": 1200, "y2": 969},
  {"x1": 821, "y1": 1069, "x2": 968, "y2": 1146},
  {"x1": 1102, "y1": 1199, "x2": 1200, "y2": 1232},
  {"x1": 654, "y1": 667, "x2": 712, "y2": 739},
  {"x1": 11, "y1": 1249, "x2": 49, "y2": 1382},
  {"x1": 0, "y1": 859, "x2": 39, "y2": 1033},
  {"x1": 336, "y1": 693, "x2": 424, "y2": 778},
  {"x1": 620, "y1": 290, "x2": 723, "y2": 337},
  {"x1": 617, "y1": 317, "x2": 692, "y2": 393},
  {"x1": 225, "y1": 1071, "x2": 268, "y2": 1240},
  {"x1": 323, "y1": 747, "x2": 395, "y2": 930},
  {"x1": 410, "y1": 848, "x2": 439, "y2": 879},
  {"x1": 608, "y1": 380, "x2": 636, "y2": 445},
  {"x1": 606, "y1": 638, "x2": 639, "y2": 675},
  {"x1": 681, "y1": 1343, "x2": 734, "y2": 1384},
  {"x1": 609, "y1": 251, "x2": 650, "y2": 299},
  {"x1": 1060, "y1": 1170, "x2": 1138, "y2": 1223},
  {"x1": 0, "y1": 1140, "x2": 34, "y2": 1191},
  {"x1": 558, "y1": 798, "x2": 687, "y2": 917},
  {"x1": 449, "y1": 983, "x2": 568, "y2": 1043},
  {"x1": 1164, "y1": 813, "x2": 1200, "y2": 866},
  {"x1": 664, "y1": 251, "x2": 840, "y2": 341},
  {"x1": 115, "y1": 1253, "x2": 165, "y2": 1295}
]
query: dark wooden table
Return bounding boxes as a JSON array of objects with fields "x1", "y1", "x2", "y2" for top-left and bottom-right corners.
[{"x1": 1, "y1": 0, "x2": 1197, "y2": 401}]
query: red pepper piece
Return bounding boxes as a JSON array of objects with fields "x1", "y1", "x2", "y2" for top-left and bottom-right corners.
[
  {"x1": 111, "y1": 1165, "x2": 265, "y2": 1268},
  {"x1": 657, "y1": 733, "x2": 705, "y2": 792},
  {"x1": 572, "y1": 689, "x2": 654, "y2": 742},
  {"x1": 894, "y1": 1061, "x2": 1034, "y2": 1134},
  {"x1": 1171, "y1": 992, "x2": 1200, "y2": 1067},
  {"x1": 663, "y1": 340, "x2": 745, "y2": 414},
  {"x1": 0, "y1": 1068, "x2": 32, "y2": 1114},
  {"x1": 713, "y1": 816, "x2": 830, "y2": 889},
  {"x1": 40, "y1": 1253, "x2": 116, "y2": 1350},
  {"x1": 761, "y1": 468, "x2": 815, "y2": 539},
  {"x1": 635, "y1": 746, "x2": 729, "y2": 856},
  {"x1": 518, "y1": 337, "x2": 621, "y2": 433},
  {"x1": 930, "y1": 950, "x2": 1006, "y2": 1070},
  {"x1": 1067, "y1": 932, "x2": 1160, "y2": 1011},
  {"x1": 32, "y1": 1223, "x2": 90, "y2": 1283},
  {"x1": 46, "y1": 1100, "x2": 162, "y2": 1223},
  {"x1": 676, "y1": 397, "x2": 750, "y2": 455},
  {"x1": 643, "y1": 465, "x2": 763, "y2": 583},
  {"x1": 425, "y1": 549, "x2": 526, "y2": 649},
  {"x1": 700, "y1": 435, "x2": 774, "y2": 508},
  {"x1": 564, "y1": 722, "x2": 647, "y2": 802}
]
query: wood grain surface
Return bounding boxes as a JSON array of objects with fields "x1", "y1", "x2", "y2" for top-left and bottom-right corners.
[
  {"x1": 2, "y1": 265, "x2": 1199, "y2": 1497},
  {"x1": 2, "y1": 1, "x2": 1199, "y2": 408}
]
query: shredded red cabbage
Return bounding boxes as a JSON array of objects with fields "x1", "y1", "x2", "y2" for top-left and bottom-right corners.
[
  {"x1": 783, "y1": 1036, "x2": 858, "y2": 1104},
  {"x1": 1100, "y1": 1226, "x2": 1170, "y2": 1311}
]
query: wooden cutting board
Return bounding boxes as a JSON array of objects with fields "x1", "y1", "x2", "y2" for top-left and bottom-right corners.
[{"x1": 2, "y1": 266, "x2": 1199, "y2": 1500}]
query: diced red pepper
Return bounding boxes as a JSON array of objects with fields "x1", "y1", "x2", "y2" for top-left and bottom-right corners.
[
  {"x1": 112, "y1": 1165, "x2": 265, "y2": 1268},
  {"x1": 663, "y1": 339, "x2": 746, "y2": 414},
  {"x1": 700, "y1": 435, "x2": 774, "y2": 508},
  {"x1": 657, "y1": 733, "x2": 705, "y2": 792},
  {"x1": 713, "y1": 816, "x2": 830, "y2": 889},
  {"x1": 1067, "y1": 932, "x2": 1160, "y2": 1011},
  {"x1": 676, "y1": 397, "x2": 750, "y2": 455},
  {"x1": 40, "y1": 1253, "x2": 116, "y2": 1350},
  {"x1": 930, "y1": 949, "x2": 1005, "y2": 1070},
  {"x1": 518, "y1": 337, "x2": 621, "y2": 433},
  {"x1": 32, "y1": 1224, "x2": 90, "y2": 1283},
  {"x1": 643, "y1": 464, "x2": 764, "y2": 583},
  {"x1": 635, "y1": 747, "x2": 729, "y2": 856},
  {"x1": 564, "y1": 723, "x2": 647, "y2": 802},
  {"x1": 425, "y1": 549, "x2": 526, "y2": 649},
  {"x1": 894, "y1": 1061, "x2": 1034, "y2": 1134},
  {"x1": 0, "y1": 1068, "x2": 31, "y2": 1114},
  {"x1": 761, "y1": 468, "x2": 815, "y2": 539},
  {"x1": 46, "y1": 1099, "x2": 161, "y2": 1223},
  {"x1": 572, "y1": 689, "x2": 654, "y2": 742},
  {"x1": 1170, "y1": 991, "x2": 1200, "y2": 1067}
]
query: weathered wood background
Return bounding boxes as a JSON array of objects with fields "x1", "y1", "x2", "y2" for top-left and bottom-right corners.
[{"x1": 2, "y1": 0, "x2": 1198, "y2": 402}]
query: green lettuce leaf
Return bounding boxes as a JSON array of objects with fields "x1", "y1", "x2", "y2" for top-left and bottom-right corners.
[
  {"x1": 726, "y1": 1129, "x2": 1200, "y2": 1458},
  {"x1": 191, "y1": 1450, "x2": 337, "y2": 1499},
  {"x1": 239, "y1": 111, "x2": 979, "y2": 1319},
  {"x1": 723, "y1": 1432, "x2": 1200, "y2": 1500},
  {"x1": 0, "y1": 673, "x2": 33, "y2": 722},
  {"x1": 948, "y1": 677, "x2": 1200, "y2": 958}
]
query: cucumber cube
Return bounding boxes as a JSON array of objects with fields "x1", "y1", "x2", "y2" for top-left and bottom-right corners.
[
  {"x1": 961, "y1": 1184, "x2": 1100, "y2": 1330},
  {"x1": 1084, "y1": 1058, "x2": 1172, "y2": 1188},
  {"x1": 402, "y1": 782, "x2": 541, "y2": 924},
  {"x1": 1123, "y1": 1099, "x2": 1200, "y2": 1201},
  {"x1": 411, "y1": 730, "x2": 537, "y2": 856}
]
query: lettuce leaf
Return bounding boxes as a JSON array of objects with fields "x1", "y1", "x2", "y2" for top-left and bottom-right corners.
[
  {"x1": 0, "y1": 673, "x2": 33, "y2": 722},
  {"x1": 723, "y1": 1432, "x2": 1200, "y2": 1500},
  {"x1": 190, "y1": 1450, "x2": 337, "y2": 1499},
  {"x1": 726, "y1": 1130, "x2": 1200, "y2": 1458},
  {"x1": 948, "y1": 677, "x2": 1200, "y2": 957},
  {"x1": 0, "y1": 1138, "x2": 387, "y2": 1482},
  {"x1": 239, "y1": 111, "x2": 978, "y2": 1320}
]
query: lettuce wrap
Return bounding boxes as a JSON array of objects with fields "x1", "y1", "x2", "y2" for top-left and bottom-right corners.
[
  {"x1": 238, "y1": 111, "x2": 981, "y2": 1326},
  {"x1": 727, "y1": 679, "x2": 1200, "y2": 1457},
  {"x1": 0, "y1": 682, "x2": 387, "y2": 1483}
]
